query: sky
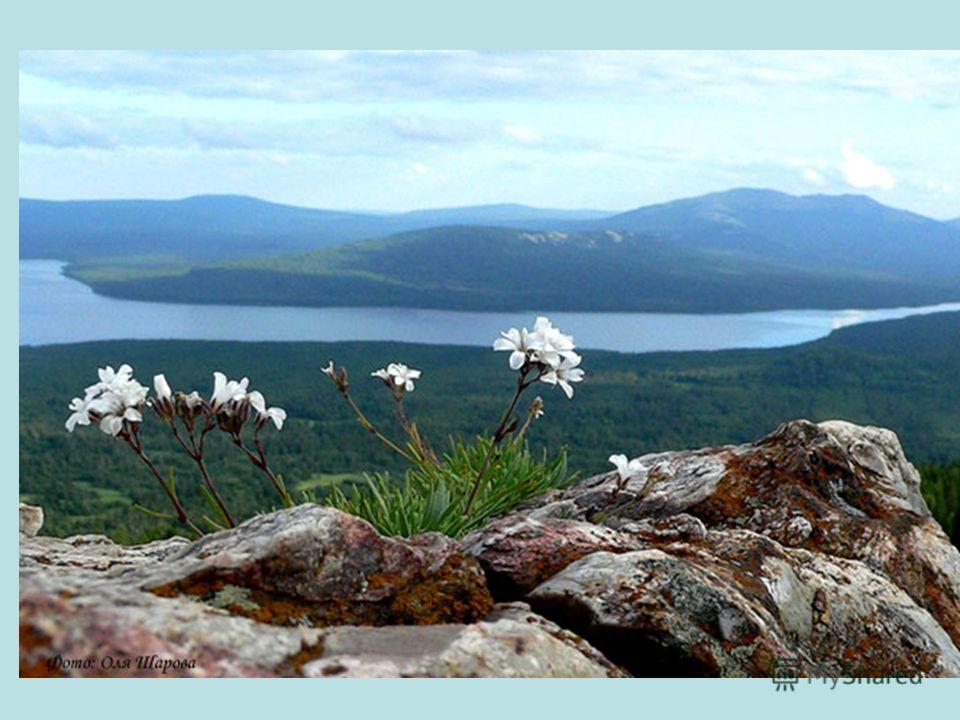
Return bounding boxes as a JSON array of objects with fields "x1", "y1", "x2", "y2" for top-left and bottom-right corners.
[{"x1": 17, "y1": 51, "x2": 960, "y2": 219}]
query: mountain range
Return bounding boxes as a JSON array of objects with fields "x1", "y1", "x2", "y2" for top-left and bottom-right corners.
[
  {"x1": 19, "y1": 195, "x2": 613, "y2": 261},
  {"x1": 22, "y1": 189, "x2": 960, "y2": 313}
]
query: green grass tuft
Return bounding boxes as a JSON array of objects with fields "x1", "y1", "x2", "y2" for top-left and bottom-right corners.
[{"x1": 321, "y1": 437, "x2": 575, "y2": 538}]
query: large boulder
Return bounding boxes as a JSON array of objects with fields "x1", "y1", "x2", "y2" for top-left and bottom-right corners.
[
  {"x1": 141, "y1": 505, "x2": 493, "y2": 627},
  {"x1": 465, "y1": 420, "x2": 960, "y2": 677}
]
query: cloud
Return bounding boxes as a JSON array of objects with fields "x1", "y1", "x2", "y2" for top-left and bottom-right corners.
[
  {"x1": 19, "y1": 112, "x2": 121, "y2": 149},
  {"x1": 386, "y1": 115, "x2": 487, "y2": 144},
  {"x1": 802, "y1": 167, "x2": 828, "y2": 186},
  {"x1": 19, "y1": 51, "x2": 960, "y2": 107},
  {"x1": 502, "y1": 125, "x2": 542, "y2": 144},
  {"x1": 840, "y1": 139, "x2": 895, "y2": 190}
]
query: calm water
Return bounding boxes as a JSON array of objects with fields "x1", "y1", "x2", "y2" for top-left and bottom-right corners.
[{"x1": 19, "y1": 260, "x2": 960, "y2": 352}]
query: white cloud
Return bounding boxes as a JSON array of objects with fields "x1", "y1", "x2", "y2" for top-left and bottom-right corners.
[
  {"x1": 503, "y1": 124, "x2": 542, "y2": 144},
  {"x1": 21, "y1": 51, "x2": 960, "y2": 107},
  {"x1": 802, "y1": 167, "x2": 827, "y2": 186},
  {"x1": 840, "y1": 139, "x2": 895, "y2": 190}
]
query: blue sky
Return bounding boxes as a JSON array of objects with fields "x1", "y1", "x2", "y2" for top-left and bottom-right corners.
[{"x1": 17, "y1": 51, "x2": 960, "y2": 218}]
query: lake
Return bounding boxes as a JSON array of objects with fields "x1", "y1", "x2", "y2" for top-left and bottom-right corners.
[{"x1": 19, "y1": 260, "x2": 960, "y2": 352}]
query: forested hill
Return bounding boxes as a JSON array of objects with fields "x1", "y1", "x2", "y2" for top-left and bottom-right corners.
[
  {"x1": 582, "y1": 188, "x2": 960, "y2": 280},
  {"x1": 55, "y1": 189, "x2": 960, "y2": 313}
]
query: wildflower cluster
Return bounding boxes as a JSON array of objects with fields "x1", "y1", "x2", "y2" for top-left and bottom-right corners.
[
  {"x1": 66, "y1": 364, "x2": 148, "y2": 436},
  {"x1": 67, "y1": 316, "x2": 587, "y2": 540},
  {"x1": 323, "y1": 315, "x2": 586, "y2": 516},
  {"x1": 493, "y1": 316, "x2": 585, "y2": 398},
  {"x1": 66, "y1": 366, "x2": 289, "y2": 535}
]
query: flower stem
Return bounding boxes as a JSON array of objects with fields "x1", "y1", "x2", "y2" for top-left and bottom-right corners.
[
  {"x1": 168, "y1": 418, "x2": 237, "y2": 528},
  {"x1": 232, "y1": 430, "x2": 293, "y2": 507},
  {"x1": 341, "y1": 391, "x2": 418, "y2": 464},
  {"x1": 394, "y1": 396, "x2": 438, "y2": 466},
  {"x1": 513, "y1": 406, "x2": 538, "y2": 446},
  {"x1": 464, "y1": 369, "x2": 531, "y2": 513},
  {"x1": 122, "y1": 433, "x2": 202, "y2": 538}
]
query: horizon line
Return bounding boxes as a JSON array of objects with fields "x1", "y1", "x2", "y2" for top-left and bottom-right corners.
[{"x1": 18, "y1": 186, "x2": 960, "y2": 222}]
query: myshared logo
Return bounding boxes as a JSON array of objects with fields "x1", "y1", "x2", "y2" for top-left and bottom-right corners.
[{"x1": 770, "y1": 658, "x2": 923, "y2": 691}]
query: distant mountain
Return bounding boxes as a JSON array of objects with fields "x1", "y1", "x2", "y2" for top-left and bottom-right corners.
[
  {"x1": 18, "y1": 195, "x2": 615, "y2": 261},
  {"x1": 577, "y1": 188, "x2": 960, "y2": 281},
  {"x1": 28, "y1": 188, "x2": 960, "y2": 313}
]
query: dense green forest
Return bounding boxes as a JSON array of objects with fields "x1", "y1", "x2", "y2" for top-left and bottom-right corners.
[{"x1": 19, "y1": 311, "x2": 960, "y2": 545}]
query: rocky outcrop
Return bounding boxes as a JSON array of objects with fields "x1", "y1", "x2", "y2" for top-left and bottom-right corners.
[
  {"x1": 19, "y1": 420, "x2": 960, "y2": 678},
  {"x1": 465, "y1": 420, "x2": 960, "y2": 677},
  {"x1": 20, "y1": 507, "x2": 618, "y2": 677},
  {"x1": 141, "y1": 505, "x2": 494, "y2": 627}
]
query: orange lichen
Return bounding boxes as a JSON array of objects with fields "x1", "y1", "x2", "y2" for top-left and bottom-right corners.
[{"x1": 148, "y1": 555, "x2": 493, "y2": 629}]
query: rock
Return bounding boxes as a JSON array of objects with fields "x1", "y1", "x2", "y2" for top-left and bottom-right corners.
[
  {"x1": 141, "y1": 505, "x2": 493, "y2": 627},
  {"x1": 462, "y1": 516, "x2": 645, "y2": 597},
  {"x1": 465, "y1": 420, "x2": 960, "y2": 676},
  {"x1": 19, "y1": 503, "x2": 43, "y2": 536},
  {"x1": 20, "y1": 562, "x2": 303, "y2": 677},
  {"x1": 20, "y1": 550, "x2": 617, "y2": 678},
  {"x1": 299, "y1": 606, "x2": 624, "y2": 678},
  {"x1": 19, "y1": 420, "x2": 960, "y2": 677},
  {"x1": 484, "y1": 601, "x2": 627, "y2": 677},
  {"x1": 21, "y1": 533, "x2": 190, "y2": 571},
  {"x1": 528, "y1": 533, "x2": 960, "y2": 678}
]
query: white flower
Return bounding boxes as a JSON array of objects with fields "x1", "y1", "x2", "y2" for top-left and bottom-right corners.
[
  {"x1": 210, "y1": 371, "x2": 249, "y2": 411},
  {"x1": 388, "y1": 363, "x2": 421, "y2": 392},
  {"x1": 494, "y1": 316, "x2": 579, "y2": 371},
  {"x1": 98, "y1": 363, "x2": 133, "y2": 387},
  {"x1": 68, "y1": 363, "x2": 148, "y2": 436},
  {"x1": 372, "y1": 363, "x2": 422, "y2": 393},
  {"x1": 609, "y1": 454, "x2": 643, "y2": 483},
  {"x1": 262, "y1": 407, "x2": 287, "y2": 430},
  {"x1": 529, "y1": 316, "x2": 578, "y2": 368},
  {"x1": 114, "y1": 379, "x2": 148, "y2": 409},
  {"x1": 182, "y1": 391, "x2": 203, "y2": 410},
  {"x1": 540, "y1": 355, "x2": 585, "y2": 399},
  {"x1": 153, "y1": 374, "x2": 172, "y2": 401},
  {"x1": 100, "y1": 415, "x2": 125, "y2": 436},
  {"x1": 84, "y1": 363, "x2": 134, "y2": 396},
  {"x1": 65, "y1": 395, "x2": 94, "y2": 432},
  {"x1": 247, "y1": 390, "x2": 286, "y2": 430},
  {"x1": 98, "y1": 405, "x2": 142, "y2": 436},
  {"x1": 493, "y1": 327, "x2": 536, "y2": 370},
  {"x1": 247, "y1": 390, "x2": 266, "y2": 414},
  {"x1": 322, "y1": 360, "x2": 335, "y2": 378}
]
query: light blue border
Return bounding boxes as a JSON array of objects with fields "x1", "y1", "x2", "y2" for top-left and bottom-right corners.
[{"x1": 8, "y1": 1, "x2": 960, "y2": 715}]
